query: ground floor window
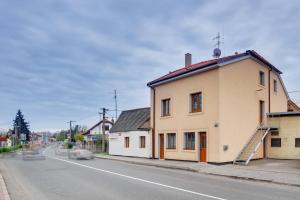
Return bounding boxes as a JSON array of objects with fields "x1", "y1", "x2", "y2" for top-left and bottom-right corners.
[
  {"x1": 184, "y1": 132, "x2": 195, "y2": 150},
  {"x1": 295, "y1": 138, "x2": 300, "y2": 147},
  {"x1": 124, "y1": 137, "x2": 130, "y2": 148},
  {"x1": 167, "y1": 133, "x2": 176, "y2": 149},
  {"x1": 271, "y1": 138, "x2": 281, "y2": 147},
  {"x1": 140, "y1": 136, "x2": 146, "y2": 148}
]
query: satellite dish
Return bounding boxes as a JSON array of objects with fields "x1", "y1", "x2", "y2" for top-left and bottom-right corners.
[{"x1": 213, "y1": 48, "x2": 221, "y2": 58}]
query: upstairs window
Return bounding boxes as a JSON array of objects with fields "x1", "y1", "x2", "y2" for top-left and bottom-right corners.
[
  {"x1": 259, "y1": 71, "x2": 265, "y2": 86},
  {"x1": 140, "y1": 136, "x2": 146, "y2": 148},
  {"x1": 167, "y1": 133, "x2": 176, "y2": 149},
  {"x1": 161, "y1": 98, "x2": 170, "y2": 116},
  {"x1": 191, "y1": 92, "x2": 202, "y2": 113},
  {"x1": 274, "y1": 79, "x2": 278, "y2": 92},
  {"x1": 184, "y1": 132, "x2": 195, "y2": 150},
  {"x1": 124, "y1": 137, "x2": 130, "y2": 148}
]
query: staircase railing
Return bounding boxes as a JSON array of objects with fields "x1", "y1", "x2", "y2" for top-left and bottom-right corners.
[
  {"x1": 244, "y1": 127, "x2": 270, "y2": 165},
  {"x1": 233, "y1": 117, "x2": 268, "y2": 164}
]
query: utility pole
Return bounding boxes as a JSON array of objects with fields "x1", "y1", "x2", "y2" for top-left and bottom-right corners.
[
  {"x1": 114, "y1": 89, "x2": 118, "y2": 120},
  {"x1": 67, "y1": 120, "x2": 76, "y2": 141},
  {"x1": 101, "y1": 107, "x2": 109, "y2": 152}
]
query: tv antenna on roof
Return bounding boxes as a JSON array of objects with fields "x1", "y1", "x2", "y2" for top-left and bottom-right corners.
[{"x1": 213, "y1": 32, "x2": 222, "y2": 58}]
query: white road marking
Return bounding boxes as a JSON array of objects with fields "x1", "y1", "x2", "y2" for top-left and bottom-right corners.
[{"x1": 46, "y1": 154, "x2": 227, "y2": 200}]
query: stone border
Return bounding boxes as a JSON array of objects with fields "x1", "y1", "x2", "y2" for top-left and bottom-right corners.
[{"x1": 0, "y1": 174, "x2": 11, "y2": 200}]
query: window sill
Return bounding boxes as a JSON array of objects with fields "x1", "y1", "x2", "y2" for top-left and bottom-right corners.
[
  {"x1": 258, "y1": 84, "x2": 266, "y2": 89},
  {"x1": 166, "y1": 148, "x2": 177, "y2": 152},
  {"x1": 183, "y1": 149, "x2": 196, "y2": 152},
  {"x1": 160, "y1": 115, "x2": 172, "y2": 119},
  {"x1": 188, "y1": 112, "x2": 204, "y2": 116}
]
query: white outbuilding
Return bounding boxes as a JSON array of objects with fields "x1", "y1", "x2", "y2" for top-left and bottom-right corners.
[{"x1": 109, "y1": 107, "x2": 151, "y2": 158}]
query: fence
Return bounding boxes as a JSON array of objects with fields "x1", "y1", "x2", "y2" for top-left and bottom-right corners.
[{"x1": 81, "y1": 139, "x2": 109, "y2": 153}]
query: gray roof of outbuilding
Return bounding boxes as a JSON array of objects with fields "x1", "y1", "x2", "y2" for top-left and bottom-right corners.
[
  {"x1": 268, "y1": 112, "x2": 300, "y2": 117},
  {"x1": 109, "y1": 107, "x2": 150, "y2": 133}
]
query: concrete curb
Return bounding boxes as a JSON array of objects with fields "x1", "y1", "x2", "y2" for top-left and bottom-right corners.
[
  {"x1": 95, "y1": 155, "x2": 300, "y2": 188},
  {"x1": 0, "y1": 174, "x2": 11, "y2": 200},
  {"x1": 94, "y1": 155, "x2": 198, "y2": 172}
]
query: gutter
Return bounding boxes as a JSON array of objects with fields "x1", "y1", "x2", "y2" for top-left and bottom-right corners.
[
  {"x1": 151, "y1": 87, "x2": 156, "y2": 159},
  {"x1": 269, "y1": 68, "x2": 272, "y2": 113}
]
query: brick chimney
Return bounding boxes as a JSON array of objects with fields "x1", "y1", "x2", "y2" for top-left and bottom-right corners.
[{"x1": 185, "y1": 53, "x2": 192, "y2": 67}]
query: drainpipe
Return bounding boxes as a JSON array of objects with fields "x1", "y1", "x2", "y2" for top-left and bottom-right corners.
[
  {"x1": 265, "y1": 68, "x2": 272, "y2": 159},
  {"x1": 151, "y1": 87, "x2": 156, "y2": 159},
  {"x1": 268, "y1": 69, "x2": 272, "y2": 113}
]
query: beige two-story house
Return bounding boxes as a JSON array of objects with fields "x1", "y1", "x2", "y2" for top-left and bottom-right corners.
[{"x1": 147, "y1": 50, "x2": 290, "y2": 164}]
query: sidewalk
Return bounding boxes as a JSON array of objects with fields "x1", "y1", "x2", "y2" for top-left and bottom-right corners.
[
  {"x1": 0, "y1": 173, "x2": 10, "y2": 200},
  {"x1": 94, "y1": 154, "x2": 300, "y2": 187}
]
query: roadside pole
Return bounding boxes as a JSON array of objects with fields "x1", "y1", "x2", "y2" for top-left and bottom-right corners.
[
  {"x1": 67, "y1": 120, "x2": 75, "y2": 142},
  {"x1": 101, "y1": 108, "x2": 108, "y2": 153}
]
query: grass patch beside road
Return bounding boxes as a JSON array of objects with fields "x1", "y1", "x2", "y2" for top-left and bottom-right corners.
[
  {"x1": 94, "y1": 152, "x2": 109, "y2": 156},
  {"x1": 0, "y1": 144, "x2": 22, "y2": 154}
]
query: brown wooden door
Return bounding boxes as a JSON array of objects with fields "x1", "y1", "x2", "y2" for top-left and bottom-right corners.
[
  {"x1": 159, "y1": 134, "x2": 164, "y2": 159},
  {"x1": 199, "y1": 132, "x2": 207, "y2": 162},
  {"x1": 259, "y1": 100, "x2": 265, "y2": 124}
]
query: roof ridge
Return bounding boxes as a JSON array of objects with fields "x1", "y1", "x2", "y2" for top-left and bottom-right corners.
[
  {"x1": 147, "y1": 50, "x2": 282, "y2": 87},
  {"x1": 122, "y1": 107, "x2": 150, "y2": 112}
]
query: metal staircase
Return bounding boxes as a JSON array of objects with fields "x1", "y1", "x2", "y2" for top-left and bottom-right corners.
[{"x1": 233, "y1": 125, "x2": 277, "y2": 165}]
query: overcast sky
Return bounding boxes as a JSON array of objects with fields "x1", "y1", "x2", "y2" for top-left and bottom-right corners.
[{"x1": 0, "y1": 0, "x2": 300, "y2": 132}]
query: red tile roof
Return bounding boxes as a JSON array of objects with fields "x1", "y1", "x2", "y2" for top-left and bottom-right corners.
[{"x1": 147, "y1": 50, "x2": 282, "y2": 87}]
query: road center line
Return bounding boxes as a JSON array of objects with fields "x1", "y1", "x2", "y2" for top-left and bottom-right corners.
[{"x1": 47, "y1": 155, "x2": 227, "y2": 200}]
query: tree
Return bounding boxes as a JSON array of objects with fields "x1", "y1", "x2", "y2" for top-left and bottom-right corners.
[
  {"x1": 13, "y1": 110, "x2": 30, "y2": 142},
  {"x1": 55, "y1": 132, "x2": 65, "y2": 141},
  {"x1": 54, "y1": 130, "x2": 68, "y2": 141},
  {"x1": 72, "y1": 125, "x2": 87, "y2": 142},
  {"x1": 74, "y1": 133, "x2": 84, "y2": 142}
]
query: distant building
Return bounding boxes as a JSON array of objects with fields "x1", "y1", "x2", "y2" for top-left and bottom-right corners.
[
  {"x1": 0, "y1": 135, "x2": 7, "y2": 147},
  {"x1": 109, "y1": 108, "x2": 151, "y2": 158},
  {"x1": 83, "y1": 120, "x2": 113, "y2": 142}
]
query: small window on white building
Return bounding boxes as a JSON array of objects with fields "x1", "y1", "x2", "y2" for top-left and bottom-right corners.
[
  {"x1": 140, "y1": 136, "x2": 146, "y2": 148},
  {"x1": 295, "y1": 138, "x2": 300, "y2": 147},
  {"x1": 271, "y1": 138, "x2": 281, "y2": 147},
  {"x1": 124, "y1": 137, "x2": 129, "y2": 148}
]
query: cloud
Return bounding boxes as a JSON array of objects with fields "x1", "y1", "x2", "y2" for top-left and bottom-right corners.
[{"x1": 0, "y1": 0, "x2": 299, "y2": 130}]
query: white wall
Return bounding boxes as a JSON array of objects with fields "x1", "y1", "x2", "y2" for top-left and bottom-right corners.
[
  {"x1": 109, "y1": 131, "x2": 151, "y2": 158},
  {"x1": 90, "y1": 124, "x2": 112, "y2": 135}
]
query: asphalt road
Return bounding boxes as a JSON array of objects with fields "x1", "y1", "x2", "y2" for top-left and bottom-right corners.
[{"x1": 0, "y1": 146, "x2": 299, "y2": 200}]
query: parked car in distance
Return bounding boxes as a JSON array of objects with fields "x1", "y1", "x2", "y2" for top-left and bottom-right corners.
[
  {"x1": 68, "y1": 149, "x2": 94, "y2": 160},
  {"x1": 22, "y1": 148, "x2": 46, "y2": 160}
]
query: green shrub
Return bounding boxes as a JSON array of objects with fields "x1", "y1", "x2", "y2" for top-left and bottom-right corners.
[
  {"x1": 2, "y1": 147, "x2": 10, "y2": 152},
  {"x1": 67, "y1": 143, "x2": 73, "y2": 149}
]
